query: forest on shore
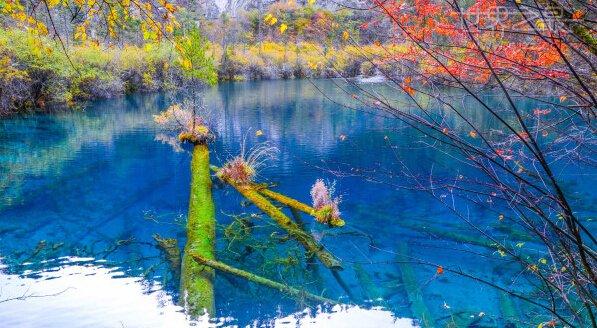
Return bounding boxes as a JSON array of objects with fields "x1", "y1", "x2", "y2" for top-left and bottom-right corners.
[{"x1": 1, "y1": 1, "x2": 392, "y2": 114}]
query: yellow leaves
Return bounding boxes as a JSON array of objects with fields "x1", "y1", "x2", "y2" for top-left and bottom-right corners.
[
  {"x1": 46, "y1": 0, "x2": 61, "y2": 8},
  {"x1": 174, "y1": 42, "x2": 184, "y2": 54},
  {"x1": 255, "y1": 130, "x2": 264, "y2": 137},
  {"x1": 35, "y1": 22, "x2": 48, "y2": 35},
  {"x1": 165, "y1": 22, "x2": 174, "y2": 34},
  {"x1": 180, "y1": 58, "x2": 192, "y2": 70},
  {"x1": 264, "y1": 13, "x2": 278, "y2": 26},
  {"x1": 279, "y1": 23, "x2": 288, "y2": 34},
  {"x1": 535, "y1": 19, "x2": 545, "y2": 30},
  {"x1": 164, "y1": 2, "x2": 176, "y2": 13},
  {"x1": 537, "y1": 320, "x2": 557, "y2": 328},
  {"x1": 74, "y1": 25, "x2": 87, "y2": 41},
  {"x1": 514, "y1": 0, "x2": 521, "y2": 3},
  {"x1": 307, "y1": 0, "x2": 316, "y2": 5},
  {"x1": 539, "y1": 258, "x2": 548, "y2": 265},
  {"x1": 528, "y1": 264, "x2": 538, "y2": 272},
  {"x1": 342, "y1": 30, "x2": 350, "y2": 41},
  {"x1": 497, "y1": 249, "x2": 507, "y2": 257},
  {"x1": 515, "y1": 242, "x2": 525, "y2": 248},
  {"x1": 14, "y1": 11, "x2": 27, "y2": 22},
  {"x1": 559, "y1": 95, "x2": 567, "y2": 102},
  {"x1": 74, "y1": 0, "x2": 84, "y2": 6},
  {"x1": 308, "y1": 61, "x2": 318, "y2": 70}
]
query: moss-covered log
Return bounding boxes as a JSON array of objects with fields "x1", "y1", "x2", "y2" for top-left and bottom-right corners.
[
  {"x1": 191, "y1": 254, "x2": 337, "y2": 304},
  {"x1": 153, "y1": 234, "x2": 181, "y2": 274},
  {"x1": 180, "y1": 143, "x2": 216, "y2": 316},
  {"x1": 498, "y1": 290, "x2": 519, "y2": 327},
  {"x1": 354, "y1": 263, "x2": 383, "y2": 302},
  {"x1": 221, "y1": 177, "x2": 342, "y2": 270},
  {"x1": 397, "y1": 243, "x2": 434, "y2": 328},
  {"x1": 255, "y1": 185, "x2": 345, "y2": 227}
]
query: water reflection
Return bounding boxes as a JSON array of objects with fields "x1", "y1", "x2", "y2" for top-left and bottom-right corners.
[
  {"x1": 0, "y1": 258, "x2": 415, "y2": 327},
  {"x1": 0, "y1": 80, "x2": 588, "y2": 326},
  {"x1": 0, "y1": 257, "x2": 191, "y2": 327}
]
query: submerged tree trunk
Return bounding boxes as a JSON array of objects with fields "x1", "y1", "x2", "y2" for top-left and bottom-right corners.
[
  {"x1": 221, "y1": 178, "x2": 343, "y2": 270},
  {"x1": 255, "y1": 185, "x2": 345, "y2": 227},
  {"x1": 180, "y1": 143, "x2": 216, "y2": 317},
  {"x1": 192, "y1": 254, "x2": 337, "y2": 305},
  {"x1": 396, "y1": 243, "x2": 433, "y2": 328}
]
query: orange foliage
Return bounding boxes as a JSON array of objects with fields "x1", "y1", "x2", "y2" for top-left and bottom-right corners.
[{"x1": 369, "y1": 0, "x2": 568, "y2": 85}]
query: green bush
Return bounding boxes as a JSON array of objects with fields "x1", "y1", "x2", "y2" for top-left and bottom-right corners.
[{"x1": 0, "y1": 28, "x2": 183, "y2": 114}]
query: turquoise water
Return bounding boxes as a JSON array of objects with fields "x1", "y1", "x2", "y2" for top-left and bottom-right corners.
[{"x1": 0, "y1": 80, "x2": 592, "y2": 327}]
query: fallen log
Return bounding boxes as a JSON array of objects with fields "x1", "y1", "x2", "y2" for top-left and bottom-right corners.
[
  {"x1": 396, "y1": 243, "x2": 434, "y2": 328},
  {"x1": 254, "y1": 185, "x2": 345, "y2": 227},
  {"x1": 180, "y1": 143, "x2": 216, "y2": 316},
  {"x1": 218, "y1": 175, "x2": 342, "y2": 270},
  {"x1": 191, "y1": 254, "x2": 337, "y2": 305},
  {"x1": 153, "y1": 234, "x2": 181, "y2": 275}
]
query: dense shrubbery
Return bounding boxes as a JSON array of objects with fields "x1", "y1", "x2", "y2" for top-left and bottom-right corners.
[
  {"x1": 214, "y1": 42, "x2": 407, "y2": 81},
  {"x1": 0, "y1": 27, "x2": 399, "y2": 115},
  {"x1": 0, "y1": 28, "x2": 181, "y2": 115}
]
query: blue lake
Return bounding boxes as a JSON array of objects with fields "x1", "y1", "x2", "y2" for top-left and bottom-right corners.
[{"x1": 0, "y1": 80, "x2": 592, "y2": 327}]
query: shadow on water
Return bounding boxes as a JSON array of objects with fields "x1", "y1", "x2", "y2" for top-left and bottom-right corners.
[{"x1": 0, "y1": 80, "x2": 593, "y2": 327}]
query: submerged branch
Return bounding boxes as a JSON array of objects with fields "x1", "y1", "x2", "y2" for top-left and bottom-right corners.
[
  {"x1": 191, "y1": 254, "x2": 337, "y2": 305},
  {"x1": 214, "y1": 170, "x2": 342, "y2": 270},
  {"x1": 253, "y1": 184, "x2": 345, "y2": 227}
]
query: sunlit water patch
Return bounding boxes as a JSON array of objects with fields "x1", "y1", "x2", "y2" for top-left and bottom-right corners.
[{"x1": 0, "y1": 258, "x2": 414, "y2": 327}]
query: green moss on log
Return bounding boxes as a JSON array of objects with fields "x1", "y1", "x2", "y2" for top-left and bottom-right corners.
[
  {"x1": 191, "y1": 254, "x2": 337, "y2": 305},
  {"x1": 221, "y1": 177, "x2": 343, "y2": 270},
  {"x1": 354, "y1": 263, "x2": 383, "y2": 302},
  {"x1": 256, "y1": 186, "x2": 345, "y2": 227},
  {"x1": 153, "y1": 234, "x2": 181, "y2": 274},
  {"x1": 180, "y1": 143, "x2": 216, "y2": 317},
  {"x1": 397, "y1": 243, "x2": 434, "y2": 328}
]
